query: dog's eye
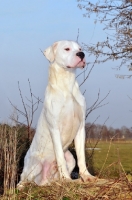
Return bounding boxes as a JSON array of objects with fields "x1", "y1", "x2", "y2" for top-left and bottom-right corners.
[
  {"x1": 65, "y1": 48, "x2": 70, "y2": 51},
  {"x1": 79, "y1": 48, "x2": 82, "y2": 51}
]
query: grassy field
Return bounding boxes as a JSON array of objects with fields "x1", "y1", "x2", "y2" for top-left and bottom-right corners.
[
  {"x1": 1, "y1": 138, "x2": 132, "y2": 199},
  {"x1": 86, "y1": 141, "x2": 132, "y2": 178}
]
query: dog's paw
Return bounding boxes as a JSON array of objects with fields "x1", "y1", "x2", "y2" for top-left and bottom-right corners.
[
  {"x1": 38, "y1": 179, "x2": 51, "y2": 186},
  {"x1": 17, "y1": 181, "x2": 26, "y2": 190},
  {"x1": 80, "y1": 174, "x2": 97, "y2": 182},
  {"x1": 61, "y1": 176, "x2": 72, "y2": 182}
]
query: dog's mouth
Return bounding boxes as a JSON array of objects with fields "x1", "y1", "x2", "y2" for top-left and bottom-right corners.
[{"x1": 67, "y1": 61, "x2": 85, "y2": 69}]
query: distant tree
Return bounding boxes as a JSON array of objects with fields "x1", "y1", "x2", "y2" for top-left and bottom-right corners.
[
  {"x1": 101, "y1": 125, "x2": 108, "y2": 141},
  {"x1": 121, "y1": 125, "x2": 132, "y2": 139},
  {"x1": 115, "y1": 128, "x2": 122, "y2": 139},
  {"x1": 129, "y1": 127, "x2": 132, "y2": 139},
  {"x1": 78, "y1": 0, "x2": 132, "y2": 78},
  {"x1": 108, "y1": 127, "x2": 115, "y2": 138},
  {"x1": 86, "y1": 123, "x2": 97, "y2": 140}
]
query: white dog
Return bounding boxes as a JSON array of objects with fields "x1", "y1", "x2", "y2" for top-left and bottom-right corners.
[{"x1": 18, "y1": 40, "x2": 94, "y2": 187}]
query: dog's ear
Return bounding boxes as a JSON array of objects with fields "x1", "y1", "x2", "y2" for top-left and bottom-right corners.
[
  {"x1": 44, "y1": 42, "x2": 58, "y2": 62},
  {"x1": 44, "y1": 46, "x2": 54, "y2": 62}
]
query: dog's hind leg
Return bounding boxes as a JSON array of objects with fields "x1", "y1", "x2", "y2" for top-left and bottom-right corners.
[
  {"x1": 17, "y1": 156, "x2": 42, "y2": 189},
  {"x1": 35, "y1": 159, "x2": 59, "y2": 185},
  {"x1": 64, "y1": 150, "x2": 75, "y2": 175},
  {"x1": 34, "y1": 160, "x2": 51, "y2": 185}
]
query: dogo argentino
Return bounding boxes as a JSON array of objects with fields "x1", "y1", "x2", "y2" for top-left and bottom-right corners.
[{"x1": 18, "y1": 40, "x2": 95, "y2": 188}]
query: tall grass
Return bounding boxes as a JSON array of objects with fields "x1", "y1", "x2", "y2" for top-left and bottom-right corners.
[{"x1": 0, "y1": 125, "x2": 17, "y2": 195}]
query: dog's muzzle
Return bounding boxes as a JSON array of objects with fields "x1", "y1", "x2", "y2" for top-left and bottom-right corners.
[{"x1": 76, "y1": 52, "x2": 85, "y2": 61}]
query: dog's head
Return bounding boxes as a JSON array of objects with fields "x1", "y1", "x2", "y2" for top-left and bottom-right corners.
[{"x1": 44, "y1": 40, "x2": 86, "y2": 69}]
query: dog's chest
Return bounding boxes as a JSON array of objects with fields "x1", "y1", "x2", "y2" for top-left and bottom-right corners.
[{"x1": 59, "y1": 95, "x2": 83, "y2": 147}]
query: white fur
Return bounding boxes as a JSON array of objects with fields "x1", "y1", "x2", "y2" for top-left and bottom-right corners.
[{"x1": 18, "y1": 40, "x2": 94, "y2": 188}]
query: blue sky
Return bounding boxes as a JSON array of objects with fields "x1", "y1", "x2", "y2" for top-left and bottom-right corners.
[{"x1": 0, "y1": 0, "x2": 132, "y2": 128}]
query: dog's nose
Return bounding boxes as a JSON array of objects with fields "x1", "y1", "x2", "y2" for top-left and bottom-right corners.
[{"x1": 76, "y1": 52, "x2": 85, "y2": 60}]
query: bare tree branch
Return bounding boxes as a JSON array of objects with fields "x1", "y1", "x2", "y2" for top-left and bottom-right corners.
[
  {"x1": 9, "y1": 80, "x2": 42, "y2": 141},
  {"x1": 79, "y1": 54, "x2": 99, "y2": 87},
  {"x1": 77, "y1": 0, "x2": 132, "y2": 76},
  {"x1": 85, "y1": 90, "x2": 110, "y2": 119}
]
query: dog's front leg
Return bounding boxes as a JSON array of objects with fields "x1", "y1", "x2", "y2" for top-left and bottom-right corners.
[
  {"x1": 44, "y1": 95, "x2": 71, "y2": 180},
  {"x1": 73, "y1": 82, "x2": 95, "y2": 181},
  {"x1": 49, "y1": 126, "x2": 71, "y2": 180},
  {"x1": 74, "y1": 124, "x2": 95, "y2": 182}
]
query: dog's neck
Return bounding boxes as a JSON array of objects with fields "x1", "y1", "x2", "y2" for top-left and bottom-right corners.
[{"x1": 48, "y1": 63, "x2": 77, "y2": 93}]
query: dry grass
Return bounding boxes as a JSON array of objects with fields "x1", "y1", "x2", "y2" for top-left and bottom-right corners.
[
  {"x1": 0, "y1": 124, "x2": 17, "y2": 196},
  {"x1": 0, "y1": 124, "x2": 132, "y2": 200},
  {"x1": 1, "y1": 178, "x2": 132, "y2": 200}
]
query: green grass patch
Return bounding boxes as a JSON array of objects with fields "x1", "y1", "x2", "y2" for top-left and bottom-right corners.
[{"x1": 86, "y1": 141, "x2": 132, "y2": 178}]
